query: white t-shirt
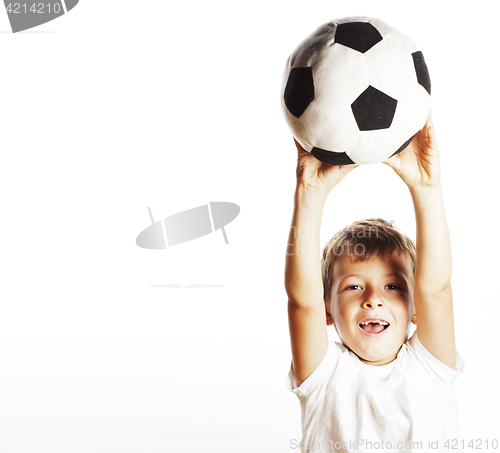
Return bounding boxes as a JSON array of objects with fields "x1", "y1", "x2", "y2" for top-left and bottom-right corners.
[{"x1": 287, "y1": 332, "x2": 465, "y2": 453}]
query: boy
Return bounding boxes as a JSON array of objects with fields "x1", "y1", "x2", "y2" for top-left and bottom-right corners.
[{"x1": 285, "y1": 113, "x2": 464, "y2": 452}]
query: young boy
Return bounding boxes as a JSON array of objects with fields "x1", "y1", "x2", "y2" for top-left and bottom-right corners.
[{"x1": 285, "y1": 113, "x2": 464, "y2": 452}]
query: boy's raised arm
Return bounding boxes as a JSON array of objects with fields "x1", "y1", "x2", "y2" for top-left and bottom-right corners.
[
  {"x1": 285, "y1": 141, "x2": 355, "y2": 386},
  {"x1": 384, "y1": 112, "x2": 457, "y2": 370}
]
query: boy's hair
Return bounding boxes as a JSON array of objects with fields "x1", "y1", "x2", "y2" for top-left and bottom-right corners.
[{"x1": 322, "y1": 219, "x2": 416, "y2": 303}]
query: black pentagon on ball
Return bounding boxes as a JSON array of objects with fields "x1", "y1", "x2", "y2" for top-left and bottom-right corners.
[
  {"x1": 412, "y1": 51, "x2": 431, "y2": 95},
  {"x1": 335, "y1": 22, "x2": 383, "y2": 53},
  {"x1": 284, "y1": 67, "x2": 315, "y2": 118},
  {"x1": 311, "y1": 147, "x2": 355, "y2": 166},
  {"x1": 351, "y1": 86, "x2": 398, "y2": 131}
]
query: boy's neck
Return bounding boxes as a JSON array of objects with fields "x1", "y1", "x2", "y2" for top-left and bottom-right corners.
[{"x1": 354, "y1": 346, "x2": 403, "y2": 366}]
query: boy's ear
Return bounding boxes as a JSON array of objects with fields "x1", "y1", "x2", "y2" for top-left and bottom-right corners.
[{"x1": 325, "y1": 303, "x2": 335, "y2": 326}]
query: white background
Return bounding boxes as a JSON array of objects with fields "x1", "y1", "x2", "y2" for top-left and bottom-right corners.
[{"x1": 0, "y1": 0, "x2": 498, "y2": 451}]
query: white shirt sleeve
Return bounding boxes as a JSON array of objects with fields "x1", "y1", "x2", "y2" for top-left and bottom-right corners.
[
  {"x1": 408, "y1": 332, "x2": 465, "y2": 384},
  {"x1": 286, "y1": 339, "x2": 341, "y2": 398}
]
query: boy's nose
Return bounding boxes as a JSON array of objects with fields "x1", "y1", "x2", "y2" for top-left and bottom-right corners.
[
  {"x1": 362, "y1": 290, "x2": 384, "y2": 309},
  {"x1": 362, "y1": 300, "x2": 384, "y2": 309}
]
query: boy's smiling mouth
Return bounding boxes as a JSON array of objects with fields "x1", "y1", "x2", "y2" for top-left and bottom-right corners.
[{"x1": 358, "y1": 318, "x2": 390, "y2": 336}]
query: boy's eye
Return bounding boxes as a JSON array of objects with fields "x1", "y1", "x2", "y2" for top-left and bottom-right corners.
[
  {"x1": 385, "y1": 284, "x2": 401, "y2": 290},
  {"x1": 345, "y1": 284, "x2": 363, "y2": 290}
]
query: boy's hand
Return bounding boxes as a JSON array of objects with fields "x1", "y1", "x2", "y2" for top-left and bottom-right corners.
[
  {"x1": 383, "y1": 111, "x2": 440, "y2": 190},
  {"x1": 294, "y1": 139, "x2": 356, "y2": 193}
]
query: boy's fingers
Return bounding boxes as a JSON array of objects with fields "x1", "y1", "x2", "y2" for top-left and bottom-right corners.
[
  {"x1": 382, "y1": 156, "x2": 402, "y2": 174},
  {"x1": 293, "y1": 138, "x2": 308, "y2": 156},
  {"x1": 383, "y1": 155, "x2": 398, "y2": 166},
  {"x1": 424, "y1": 114, "x2": 438, "y2": 149},
  {"x1": 426, "y1": 109, "x2": 433, "y2": 125},
  {"x1": 337, "y1": 164, "x2": 355, "y2": 175},
  {"x1": 338, "y1": 164, "x2": 359, "y2": 179}
]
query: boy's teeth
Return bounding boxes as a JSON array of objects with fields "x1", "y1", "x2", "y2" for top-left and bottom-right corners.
[{"x1": 360, "y1": 320, "x2": 388, "y2": 326}]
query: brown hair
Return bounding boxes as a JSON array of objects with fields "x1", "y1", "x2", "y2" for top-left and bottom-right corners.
[{"x1": 322, "y1": 219, "x2": 416, "y2": 303}]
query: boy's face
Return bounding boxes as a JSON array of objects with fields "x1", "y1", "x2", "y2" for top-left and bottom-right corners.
[{"x1": 326, "y1": 252, "x2": 415, "y2": 366}]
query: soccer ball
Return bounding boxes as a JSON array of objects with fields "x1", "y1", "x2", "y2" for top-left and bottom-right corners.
[{"x1": 281, "y1": 17, "x2": 431, "y2": 165}]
